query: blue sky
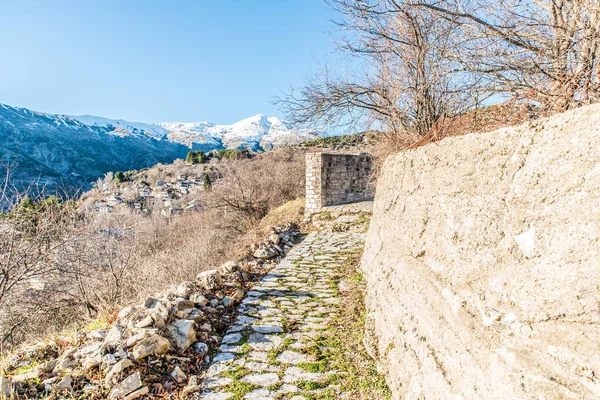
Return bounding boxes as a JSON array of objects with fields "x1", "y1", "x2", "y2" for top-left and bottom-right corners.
[{"x1": 0, "y1": 0, "x2": 334, "y2": 124}]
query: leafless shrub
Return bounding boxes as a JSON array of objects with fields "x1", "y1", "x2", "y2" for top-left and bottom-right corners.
[
  {"x1": 405, "y1": 0, "x2": 600, "y2": 113},
  {"x1": 277, "y1": 0, "x2": 481, "y2": 137},
  {"x1": 0, "y1": 149, "x2": 307, "y2": 351},
  {"x1": 205, "y1": 148, "x2": 306, "y2": 233}
]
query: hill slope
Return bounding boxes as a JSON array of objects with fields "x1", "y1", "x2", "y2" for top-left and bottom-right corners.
[
  {"x1": 0, "y1": 104, "x2": 189, "y2": 194},
  {"x1": 0, "y1": 103, "x2": 319, "y2": 193}
]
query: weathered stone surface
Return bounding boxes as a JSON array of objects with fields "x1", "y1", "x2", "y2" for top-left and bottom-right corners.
[
  {"x1": 171, "y1": 366, "x2": 187, "y2": 383},
  {"x1": 197, "y1": 270, "x2": 222, "y2": 290},
  {"x1": 276, "y1": 350, "x2": 309, "y2": 365},
  {"x1": 247, "y1": 333, "x2": 282, "y2": 351},
  {"x1": 104, "y1": 324, "x2": 125, "y2": 346},
  {"x1": 245, "y1": 388, "x2": 275, "y2": 399},
  {"x1": 105, "y1": 359, "x2": 133, "y2": 384},
  {"x1": 201, "y1": 228, "x2": 367, "y2": 398},
  {"x1": 362, "y1": 104, "x2": 600, "y2": 399},
  {"x1": 218, "y1": 261, "x2": 238, "y2": 275},
  {"x1": 253, "y1": 247, "x2": 277, "y2": 259},
  {"x1": 212, "y1": 353, "x2": 236, "y2": 363},
  {"x1": 193, "y1": 341, "x2": 209, "y2": 356},
  {"x1": 166, "y1": 319, "x2": 196, "y2": 352},
  {"x1": 251, "y1": 325, "x2": 283, "y2": 334},
  {"x1": 221, "y1": 333, "x2": 242, "y2": 344},
  {"x1": 200, "y1": 393, "x2": 233, "y2": 400},
  {"x1": 132, "y1": 334, "x2": 170, "y2": 361},
  {"x1": 0, "y1": 376, "x2": 13, "y2": 397},
  {"x1": 109, "y1": 371, "x2": 143, "y2": 399},
  {"x1": 305, "y1": 152, "x2": 373, "y2": 213},
  {"x1": 56, "y1": 375, "x2": 72, "y2": 392},
  {"x1": 190, "y1": 292, "x2": 209, "y2": 306},
  {"x1": 242, "y1": 373, "x2": 279, "y2": 386},
  {"x1": 282, "y1": 367, "x2": 325, "y2": 384}
]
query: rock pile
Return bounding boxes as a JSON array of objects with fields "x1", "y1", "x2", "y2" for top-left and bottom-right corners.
[{"x1": 0, "y1": 225, "x2": 301, "y2": 399}]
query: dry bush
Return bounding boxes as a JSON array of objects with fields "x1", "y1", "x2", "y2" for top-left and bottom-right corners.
[
  {"x1": 371, "y1": 130, "x2": 420, "y2": 175},
  {"x1": 0, "y1": 148, "x2": 308, "y2": 352},
  {"x1": 0, "y1": 193, "x2": 84, "y2": 349},
  {"x1": 240, "y1": 198, "x2": 306, "y2": 248},
  {"x1": 204, "y1": 147, "x2": 306, "y2": 233}
]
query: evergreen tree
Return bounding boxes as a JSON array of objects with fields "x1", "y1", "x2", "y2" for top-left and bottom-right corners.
[
  {"x1": 114, "y1": 171, "x2": 126, "y2": 183},
  {"x1": 186, "y1": 150, "x2": 207, "y2": 164},
  {"x1": 203, "y1": 173, "x2": 212, "y2": 191}
]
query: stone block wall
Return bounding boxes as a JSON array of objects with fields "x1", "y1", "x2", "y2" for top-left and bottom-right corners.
[
  {"x1": 361, "y1": 104, "x2": 600, "y2": 399},
  {"x1": 305, "y1": 152, "x2": 373, "y2": 213}
]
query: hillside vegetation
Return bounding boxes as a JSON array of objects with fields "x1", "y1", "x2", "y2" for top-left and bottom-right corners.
[{"x1": 0, "y1": 148, "x2": 306, "y2": 351}]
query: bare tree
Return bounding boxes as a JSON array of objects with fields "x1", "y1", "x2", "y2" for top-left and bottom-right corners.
[
  {"x1": 278, "y1": 0, "x2": 480, "y2": 137},
  {"x1": 205, "y1": 148, "x2": 305, "y2": 232},
  {"x1": 411, "y1": 0, "x2": 600, "y2": 113}
]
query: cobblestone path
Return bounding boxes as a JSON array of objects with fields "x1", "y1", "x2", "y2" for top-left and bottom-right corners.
[{"x1": 197, "y1": 230, "x2": 366, "y2": 400}]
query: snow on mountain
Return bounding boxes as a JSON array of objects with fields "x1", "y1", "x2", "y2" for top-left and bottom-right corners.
[
  {"x1": 68, "y1": 112, "x2": 320, "y2": 151},
  {"x1": 0, "y1": 102, "x2": 322, "y2": 194},
  {"x1": 69, "y1": 115, "x2": 168, "y2": 140},
  {"x1": 0, "y1": 103, "x2": 189, "y2": 194},
  {"x1": 156, "y1": 114, "x2": 319, "y2": 151},
  {"x1": 158, "y1": 114, "x2": 319, "y2": 151}
]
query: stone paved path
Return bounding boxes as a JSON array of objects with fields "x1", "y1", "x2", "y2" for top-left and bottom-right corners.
[{"x1": 197, "y1": 230, "x2": 366, "y2": 400}]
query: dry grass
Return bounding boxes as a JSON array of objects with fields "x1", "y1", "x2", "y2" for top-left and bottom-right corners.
[{"x1": 301, "y1": 250, "x2": 391, "y2": 400}]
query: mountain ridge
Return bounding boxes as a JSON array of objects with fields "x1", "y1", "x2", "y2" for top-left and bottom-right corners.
[{"x1": 0, "y1": 103, "x2": 320, "y2": 195}]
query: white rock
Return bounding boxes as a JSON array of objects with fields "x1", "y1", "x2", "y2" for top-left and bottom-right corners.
[
  {"x1": 134, "y1": 315, "x2": 154, "y2": 328},
  {"x1": 104, "y1": 324, "x2": 125, "y2": 346},
  {"x1": 248, "y1": 333, "x2": 282, "y2": 351},
  {"x1": 132, "y1": 334, "x2": 170, "y2": 361},
  {"x1": 118, "y1": 306, "x2": 136, "y2": 320},
  {"x1": 254, "y1": 248, "x2": 277, "y2": 259},
  {"x1": 166, "y1": 320, "x2": 196, "y2": 352},
  {"x1": 177, "y1": 285, "x2": 192, "y2": 298},
  {"x1": 190, "y1": 292, "x2": 209, "y2": 306},
  {"x1": 200, "y1": 393, "x2": 233, "y2": 399},
  {"x1": 283, "y1": 367, "x2": 325, "y2": 383},
  {"x1": 171, "y1": 366, "x2": 188, "y2": 383},
  {"x1": 244, "y1": 388, "x2": 275, "y2": 399},
  {"x1": 514, "y1": 224, "x2": 536, "y2": 259},
  {"x1": 197, "y1": 270, "x2": 222, "y2": 290},
  {"x1": 242, "y1": 373, "x2": 279, "y2": 386},
  {"x1": 276, "y1": 350, "x2": 309, "y2": 364},
  {"x1": 193, "y1": 341, "x2": 209, "y2": 355},
  {"x1": 109, "y1": 372, "x2": 143, "y2": 399},
  {"x1": 218, "y1": 261, "x2": 239, "y2": 275},
  {"x1": 56, "y1": 375, "x2": 73, "y2": 392}
]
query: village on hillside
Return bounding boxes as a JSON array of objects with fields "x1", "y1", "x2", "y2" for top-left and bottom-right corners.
[{"x1": 86, "y1": 151, "x2": 227, "y2": 217}]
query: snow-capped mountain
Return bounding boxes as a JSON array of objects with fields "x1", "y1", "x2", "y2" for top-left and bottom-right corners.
[
  {"x1": 0, "y1": 103, "x2": 320, "y2": 194},
  {"x1": 156, "y1": 114, "x2": 318, "y2": 151},
  {"x1": 67, "y1": 113, "x2": 319, "y2": 152}
]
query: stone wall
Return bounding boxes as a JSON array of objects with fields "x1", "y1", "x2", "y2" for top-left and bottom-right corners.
[
  {"x1": 361, "y1": 104, "x2": 600, "y2": 399},
  {"x1": 305, "y1": 152, "x2": 373, "y2": 213}
]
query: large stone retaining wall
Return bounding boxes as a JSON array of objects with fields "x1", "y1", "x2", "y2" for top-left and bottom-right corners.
[
  {"x1": 361, "y1": 105, "x2": 600, "y2": 399},
  {"x1": 305, "y1": 152, "x2": 373, "y2": 213}
]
